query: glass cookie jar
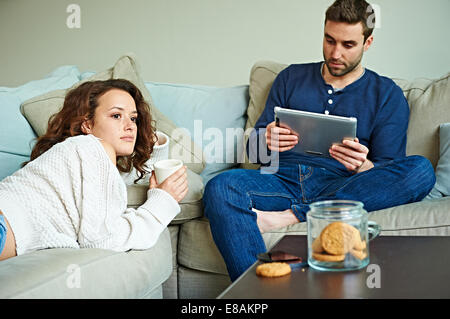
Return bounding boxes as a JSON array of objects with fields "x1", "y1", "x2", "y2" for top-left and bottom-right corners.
[{"x1": 307, "y1": 200, "x2": 380, "y2": 272}]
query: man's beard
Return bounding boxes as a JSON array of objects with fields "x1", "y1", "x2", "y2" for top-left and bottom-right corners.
[{"x1": 323, "y1": 50, "x2": 363, "y2": 77}]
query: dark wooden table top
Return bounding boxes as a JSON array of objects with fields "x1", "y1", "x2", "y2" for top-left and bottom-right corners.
[{"x1": 218, "y1": 235, "x2": 450, "y2": 299}]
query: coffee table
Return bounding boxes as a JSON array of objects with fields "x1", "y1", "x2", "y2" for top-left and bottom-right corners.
[{"x1": 218, "y1": 235, "x2": 450, "y2": 298}]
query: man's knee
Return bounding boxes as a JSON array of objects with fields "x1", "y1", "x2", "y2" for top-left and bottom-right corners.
[
  {"x1": 204, "y1": 171, "x2": 239, "y2": 213},
  {"x1": 406, "y1": 155, "x2": 436, "y2": 195},
  {"x1": 205, "y1": 169, "x2": 252, "y2": 195},
  {"x1": 204, "y1": 169, "x2": 256, "y2": 217},
  {"x1": 407, "y1": 155, "x2": 435, "y2": 178},
  {"x1": 204, "y1": 173, "x2": 227, "y2": 201}
]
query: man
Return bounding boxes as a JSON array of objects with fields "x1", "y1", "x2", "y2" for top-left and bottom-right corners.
[{"x1": 203, "y1": 0, "x2": 436, "y2": 281}]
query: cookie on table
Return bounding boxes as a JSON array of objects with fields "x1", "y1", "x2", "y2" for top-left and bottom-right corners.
[{"x1": 256, "y1": 262, "x2": 291, "y2": 278}]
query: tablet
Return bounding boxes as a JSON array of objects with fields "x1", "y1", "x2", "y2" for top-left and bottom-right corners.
[{"x1": 274, "y1": 106, "x2": 357, "y2": 157}]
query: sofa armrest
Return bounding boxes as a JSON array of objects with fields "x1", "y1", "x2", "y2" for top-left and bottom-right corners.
[{"x1": 0, "y1": 228, "x2": 173, "y2": 298}]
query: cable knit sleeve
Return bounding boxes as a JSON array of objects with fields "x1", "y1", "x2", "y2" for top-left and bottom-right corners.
[
  {"x1": 73, "y1": 134, "x2": 180, "y2": 252},
  {"x1": 120, "y1": 131, "x2": 170, "y2": 185},
  {"x1": 113, "y1": 131, "x2": 180, "y2": 250},
  {"x1": 112, "y1": 188, "x2": 180, "y2": 251}
]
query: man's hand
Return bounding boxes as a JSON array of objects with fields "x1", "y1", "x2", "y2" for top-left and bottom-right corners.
[
  {"x1": 329, "y1": 138, "x2": 374, "y2": 173},
  {"x1": 265, "y1": 121, "x2": 299, "y2": 152}
]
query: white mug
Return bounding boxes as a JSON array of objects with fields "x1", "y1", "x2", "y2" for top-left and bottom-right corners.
[
  {"x1": 155, "y1": 131, "x2": 168, "y2": 147},
  {"x1": 154, "y1": 159, "x2": 183, "y2": 184}
]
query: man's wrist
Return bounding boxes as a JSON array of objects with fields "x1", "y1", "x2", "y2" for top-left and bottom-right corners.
[{"x1": 356, "y1": 159, "x2": 374, "y2": 173}]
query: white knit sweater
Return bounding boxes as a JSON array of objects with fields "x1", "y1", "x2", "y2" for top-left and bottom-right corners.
[{"x1": 0, "y1": 133, "x2": 180, "y2": 255}]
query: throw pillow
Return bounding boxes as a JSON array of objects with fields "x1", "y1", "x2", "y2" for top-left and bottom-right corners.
[
  {"x1": 20, "y1": 54, "x2": 205, "y2": 174},
  {"x1": 145, "y1": 82, "x2": 249, "y2": 183},
  {"x1": 426, "y1": 123, "x2": 450, "y2": 199}
]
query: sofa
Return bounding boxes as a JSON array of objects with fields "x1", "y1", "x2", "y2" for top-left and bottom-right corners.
[{"x1": 0, "y1": 54, "x2": 449, "y2": 299}]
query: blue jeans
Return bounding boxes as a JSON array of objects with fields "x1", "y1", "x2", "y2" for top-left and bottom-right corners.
[
  {"x1": 203, "y1": 155, "x2": 436, "y2": 281},
  {"x1": 0, "y1": 214, "x2": 7, "y2": 256}
]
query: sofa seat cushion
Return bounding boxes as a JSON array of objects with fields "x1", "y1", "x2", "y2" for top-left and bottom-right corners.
[
  {"x1": 126, "y1": 167, "x2": 204, "y2": 224},
  {"x1": 177, "y1": 218, "x2": 306, "y2": 276},
  {"x1": 368, "y1": 197, "x2": 450, "y2": 235},
  {"x1": 0, "y1": 228, "x2": 172, "y2": 298},
  {"x1": 178, "y1": 218, "x2": 228, "y2": 275},
  {"x1": 269, "y1": 197, "x2": 450, "y2": 237},
  {"x1": 177, "y1": 265, "x2": 231, "y2": 299},
  {"x1": 264, "y1": 197, "x2": 450, "y2": 242}
]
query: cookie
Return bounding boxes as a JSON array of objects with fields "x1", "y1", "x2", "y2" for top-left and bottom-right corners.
[
  {"x1": 256, "y1": 262, "x2": 291, "y2": 278},
  {"x1": 350, "y1": 248, "x2": 367, "y2": 260},
  {"x1": 312, "y1": 237, "x2": 324, "y2": 253},
  {"x1": 320, "y1": 222, "x2": 358, "y2": 255},
  {"x1": 350, "y1": 226, "x2": 365, "y2": 251},
  {"x1": 312, "y1": 252, "x2": 346, "y2": 262},
  {"x1": 353, "y1": 238, "x2": 366, "y2": 251}
]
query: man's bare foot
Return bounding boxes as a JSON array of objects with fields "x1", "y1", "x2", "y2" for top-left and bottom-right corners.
[{"x1": 253, "y1": 208, "x2": 299, "y2": 233}]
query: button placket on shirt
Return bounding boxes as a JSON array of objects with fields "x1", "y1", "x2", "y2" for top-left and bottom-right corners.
[{"x1": 325, "y1": 88, "x2": 334, "y2": 115}]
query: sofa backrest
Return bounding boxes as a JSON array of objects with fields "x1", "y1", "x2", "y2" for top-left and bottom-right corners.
[{"x1": 244, "y1": 60, "x2": 450, "y2": 169}]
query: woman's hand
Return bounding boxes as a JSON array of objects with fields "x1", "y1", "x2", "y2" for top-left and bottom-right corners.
[
  {"x1": 329, "y1": 138, "x2": 374, "y2": 173},
  {"x1": 149, "y1": 166, "x2": 189, "y2": 202},
  {"x1": 265, "y1": 121, "x2": 299, "y2": 152}
]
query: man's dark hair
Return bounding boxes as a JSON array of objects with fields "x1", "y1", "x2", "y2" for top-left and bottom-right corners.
[{"x1": 325, "y1": 0, "x2": 375, "y2": 42}]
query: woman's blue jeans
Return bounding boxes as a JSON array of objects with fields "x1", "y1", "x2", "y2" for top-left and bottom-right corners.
[
  {"x1": 0, "y1": 214, "x2": 7, "y2": 255},
  {"x1": 203, "y1": 155, "x2": 436, "y2": 281}
]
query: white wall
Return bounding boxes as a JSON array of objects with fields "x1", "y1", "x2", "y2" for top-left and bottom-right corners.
[{"x1": 0, "y1": 0, "x2": 449, "y2": 87}]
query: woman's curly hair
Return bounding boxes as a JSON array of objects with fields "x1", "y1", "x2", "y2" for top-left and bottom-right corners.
[{"x1": 26, "y1": 79, "x2": 156, "y2": 183}]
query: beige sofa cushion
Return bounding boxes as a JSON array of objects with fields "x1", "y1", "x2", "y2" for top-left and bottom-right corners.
[
  {"x1": 126, "y1": 167, "x2": 204, "y2": 223},
  {"x1": 241, "y1": 61, "x2": 288, "y2": 169},
  {"x1": 393, "y1": 73, "x2": 450, "y2": 168},
  {"x1": 245, "y1": 61, "x2": 288, "y2": 132},
  {"x1": 20, "y1": 54, "x2": 205, "y2": 174},
  {"x1": 178, "y1": 218, "x2": 228, "y2": 275}
]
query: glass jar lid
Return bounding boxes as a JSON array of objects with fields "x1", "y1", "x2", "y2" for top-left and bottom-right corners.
[{"x1": 307, "y1": 200, "x2": 366, "y2": 220}]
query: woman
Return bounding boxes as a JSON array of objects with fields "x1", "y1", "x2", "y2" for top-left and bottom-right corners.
[{"x1": 0, "y1": 79, "x2": 188, "y2": 261}]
